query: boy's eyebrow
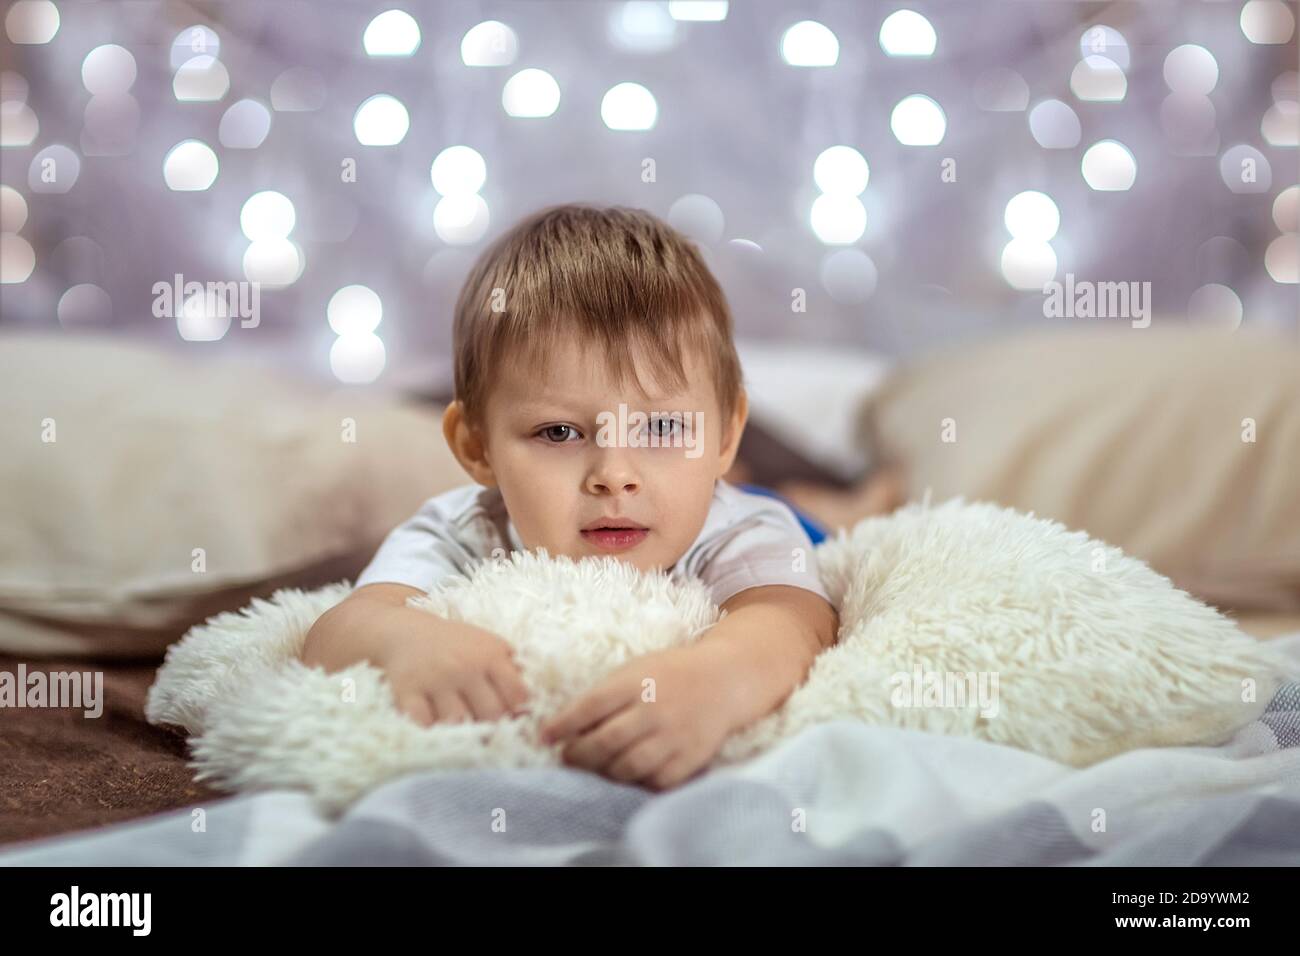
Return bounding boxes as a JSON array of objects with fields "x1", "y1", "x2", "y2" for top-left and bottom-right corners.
[
  {"x1": 511, "y1": 402, "x2": 570, "y2": 418},
  {"x1": 513, "y1": 393, "x2": 688, "y2": 414}
]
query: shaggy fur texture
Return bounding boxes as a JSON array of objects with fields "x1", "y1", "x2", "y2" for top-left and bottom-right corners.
[{"x1": 146, "y1": 498, "x2": 1293, "y2": 813}]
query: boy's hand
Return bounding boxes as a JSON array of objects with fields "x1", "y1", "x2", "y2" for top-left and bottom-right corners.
[
  {"x1": 381, "y1": 619, "x2": 533, "y2": 728},
  {"x1": 300, "y1": 585, "x2": 532, "y2": 728},
  {"x1": 536, "y1": 644, "x2": 738, "y2": 791}
]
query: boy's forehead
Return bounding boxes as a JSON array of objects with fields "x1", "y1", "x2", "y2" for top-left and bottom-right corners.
[{"x1": 495, "y1": 339, "x2": 709, "y2": 409}]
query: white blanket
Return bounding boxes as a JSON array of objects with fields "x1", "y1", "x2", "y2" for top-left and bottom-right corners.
[{"x1": 6, "y1": 633, "x2": 1298, "y2": 866}]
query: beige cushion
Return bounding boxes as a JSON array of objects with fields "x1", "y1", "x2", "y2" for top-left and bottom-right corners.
[
  {"x1": 860, "y1": 325, "x2": 1300, "y2": 612},
  {"x1": 0, "y1": 332, "x2": 468, "y2": 658}
]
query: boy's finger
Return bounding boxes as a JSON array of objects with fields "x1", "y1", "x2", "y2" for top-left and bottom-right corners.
[
  {"x1": 564, "y1": 707, "x2": 650, "y2": 769},
  {"x1": 462, "y1": 677, "x2": 508, "y2": 721},
  {"x1": 488, "y1": 665, "x2": 532, "y2": 715},
  {"x1": 543, "y1": 680, "x2": 629, "y2": 743},
  {"x1": 429, "y1": 690, "x2": 472, "y2": 725},
  {"x1": 398, "y1": 693, "x2": 435, "y2": 728}
]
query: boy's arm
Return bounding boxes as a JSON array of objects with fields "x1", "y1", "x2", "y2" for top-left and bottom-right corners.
[
  {"x1": 536, "y1": 583, "x2": 838, "y2": 789},
  {"x1": 303, "y1": 581, "x2": 532, "y2": 725},
  {"x1": 301, "y1": 582, "x2": 429, "y2": 672},
  {"x1": 695, "y1": 584, "x2": 839, "y2": 734}
]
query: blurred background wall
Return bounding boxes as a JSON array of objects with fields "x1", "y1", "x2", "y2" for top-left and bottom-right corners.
[{"x1": 1, "y1": 0, "x2": 1296, "y2": 392}]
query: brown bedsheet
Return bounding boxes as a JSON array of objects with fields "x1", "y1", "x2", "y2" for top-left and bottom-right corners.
[
  {"x1": 0, "y1": 654, "x2": 223, "y2": 849},
  {"x1": 2, "y1": 612, "x2": 1297, "y2": 854}
]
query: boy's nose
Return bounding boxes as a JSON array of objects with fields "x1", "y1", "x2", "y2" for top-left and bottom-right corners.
[
  {"x1": 585, "y1": 458, "x2": 641, "y2": 495},
  {"x1": 586, "y1": 473, "x2": 640, "y2": 495}
]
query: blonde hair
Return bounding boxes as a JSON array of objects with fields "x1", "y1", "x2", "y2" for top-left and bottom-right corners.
[{"x1": 451, "y1": 202, "x2": 744, "y2": 434}]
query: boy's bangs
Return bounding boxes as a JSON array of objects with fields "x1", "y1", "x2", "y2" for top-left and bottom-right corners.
[{"x1": 494, "y1": 305, "x2": 705, "y2": 409}]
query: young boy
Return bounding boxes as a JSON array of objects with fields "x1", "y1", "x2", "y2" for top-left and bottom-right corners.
[{"x1": 302, "y1": 203, "x2": 839, "y2": 791}]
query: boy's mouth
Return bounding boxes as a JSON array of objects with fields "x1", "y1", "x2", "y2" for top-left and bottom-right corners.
[{"x1": 580, "y1": 519, "x2": 649, "y2": 553}]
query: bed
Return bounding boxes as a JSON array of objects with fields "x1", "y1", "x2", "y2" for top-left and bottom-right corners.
[
  {"x1": 2, "y1": 327, "x2": 1298, "y2": 862},
  {"x1": 1, "y1": 624, "x2": 1298, "y2": 864}
]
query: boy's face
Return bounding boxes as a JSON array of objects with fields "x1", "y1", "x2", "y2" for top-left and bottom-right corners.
[{"x1": 445, "y1": 335, "x2": 746, "y2": 575}]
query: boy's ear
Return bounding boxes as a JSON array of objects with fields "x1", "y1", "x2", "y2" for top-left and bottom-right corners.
[
  {"x1": 442, "y1": 400, "x2": 497, "y2": 487},
  {"x1": 718, "y1": 388, "x2": 748, "y2": 476}
]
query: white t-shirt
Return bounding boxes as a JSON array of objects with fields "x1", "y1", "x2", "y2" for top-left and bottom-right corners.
[{"x1": 354, "y1": 479, "x2": 831, "y2": 607}]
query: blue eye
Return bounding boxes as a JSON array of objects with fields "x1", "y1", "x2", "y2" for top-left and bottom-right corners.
[
  {"x1": 539, "y1": 424, "x2": 579, "y2": 443},
  {"x1": 648, "y1": 416, "x2": 681, "y2": 438}
]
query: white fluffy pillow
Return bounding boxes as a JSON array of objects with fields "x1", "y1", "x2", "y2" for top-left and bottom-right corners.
[
  {"x1": 727, "y1": 497, "x2": 1291, "y2": 766},
  {"x1": 146, "y1": 499, "x2": 1293, "y2": 813}
]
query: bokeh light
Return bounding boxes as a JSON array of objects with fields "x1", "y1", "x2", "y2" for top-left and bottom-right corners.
[
  {"x1": 330, "y1": 333, "x2": 387, "y2": 384},
  {"x1": 810, "y1": 194, "x2": 867, "y2": 244},
  {"x1": 1271, "y1": 71, "x2": 1299, "y2": 103},
  {"x1": 240, "y1": 191, "x2": 296, "y2": 240},
  {"x1": 5, "y1": 1, "x2": 59, "y2": 44},
  {"x1": 430, "y1": 146, "x2": 487, "y2": 195},
  {"x1": 242, "y1": 238, "x2": 304, "y2": 287},
  {"x1": 1028, "y1": 99, "x2": 1081, "y2": 149},
  {"x1": 1078, "y1": 25, "x2": 1130, "y2": 70},
  {"x1": 0, "y1": 185, "x2": 27, "y2": 231},
  {"x1": 1187, "y1": 283, "x2": 1244, "y2": 329},
  {"x1": 821, "y1": 249, "x2": 878, "y2": 304},
  {"x1": 600, "y1": 82, "x2": 658, "y2": 130},
  {"x1": 1261, "y1": 101, "x2": 1299, "y2": 147},
  {"x1": 433, "y1": 194, "x2": 491, "y2": 244},
  {"x1": 81, "y1": 45, "x2": 137, "y2": 95},
  {"x1": 1265, "y1": 234, "x2": 1298, "y2": 283},
  {"x1": 1163, "y1": 44, "x2": 1219, "y2": 95},
  {"x1": 219, "y1": 99, "x2": 272, "y2": 149},
  {"x1": 1070, "y1": 56, "x2": 1126, "y2": 102},
  {"x1": 28, "y1": 144, "x2": 81, "y2": 193},
  {"x1": 668, "y1": 194, "x2": 725, "y2": 245},
  {"x1": 1240, "y1": 1, "x2": 1295, "y2": 44},
  {"x1": 503, "y1": 69, "x2": 561, "y2": 118},
  {"x1": 170, "y1": 26, "x2": 220, "y2": 69},
  {"x1": 363, "y1": 10, "x2": 421, "y2": 56},
  {"x1": 1196, "y1": 236, "x2": 1251, "y2": 282},
  {"x1": 0, "y1": 71, "x2": 29, "y2": 103},
  {"x1": 461, "y1": 21, "x2": 518, "y2": 66},
  {"x1": 177, "y1": 289, "x2": 231, "y2": 342},
  {"x1": 814, "y1": 146, "x2": 869, "y2": 196},
  {"x1": 609, "y1": 1, "x2": 680, "y2": 53},
  {"x1": 1000, "y1": 239, "x2": 1057, "y2": 289},
  {"x1": 781, "y1": 20, "x2": 838, "y2": 67},
  {"x1": 1, "y1": 101, "x2": 39, "y2": 147},
  {"x1": 0, "y1": 233, "x2": 35, "y2": 283},
  {"x1": 328, "y1": 285, "x2": 383, "y2": 335},
  {"x1": 890, "y1": 95, "x2": 946, "y2": 145},
  {"x1": 163, "y1": 140, "x2": 219, "y2": 191},
  {"x1": 4, "y1": 1, "x2": 1295, "y2": 373},
  {"x1": 174, "y1": 55, "x2": 230, "y2": 102},
  {"x1": 1081, "y1": 140, "x2": 1137, "y2": 191},
  {"x1": 1219, "y1": 144, "x2": 1273, "y2": 193},
  {"x1": 1272, "y1": 185, "x2": 1299, "y2": 232},
  {"x1": 57, "y1": 283, "x2": 112, "y2": 325},
  {"x1": 1004, "y1": 191, "x2": 1060, "y2": 241},
  {"x1": 353, "y1": 94, "x2": 410, "y2": 146},
  {"x1": 879, "y1": 10, "x2": 936, "y2": 57}
]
